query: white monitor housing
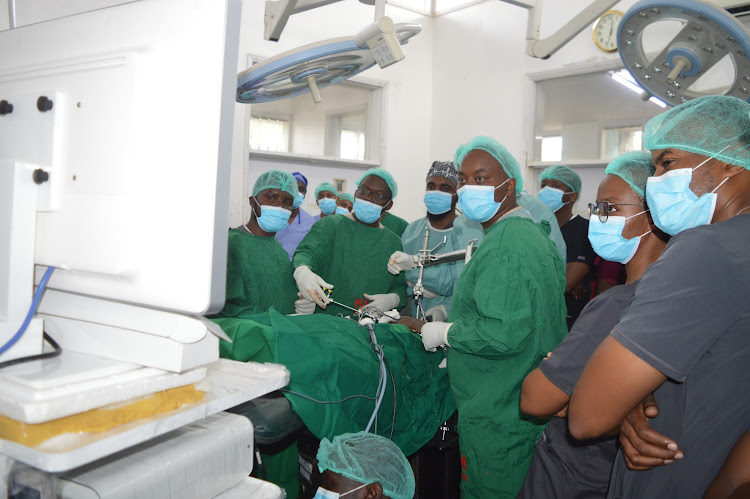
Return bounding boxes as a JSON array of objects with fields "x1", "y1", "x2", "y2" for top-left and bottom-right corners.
[{"x1": 0, "y1": 0, "x2": 241, "y2": 371}]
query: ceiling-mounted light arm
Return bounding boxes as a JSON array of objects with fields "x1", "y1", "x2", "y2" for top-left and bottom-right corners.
[
  {"x1": 501, "y1": 0, "x2": 620, "y2": 59},
  {"x1": 264, "y1": 0, "x2": 344, "y2": 41}
]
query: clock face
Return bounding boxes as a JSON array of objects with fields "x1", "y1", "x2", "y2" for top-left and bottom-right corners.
[{"x1": 593, "y1": 11, "x2": 623, "y2": 52}]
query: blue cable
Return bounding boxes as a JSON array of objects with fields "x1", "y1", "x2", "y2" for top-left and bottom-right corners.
[{"x1": 0, "y1": 266, "x2": 55, "y2": 356}]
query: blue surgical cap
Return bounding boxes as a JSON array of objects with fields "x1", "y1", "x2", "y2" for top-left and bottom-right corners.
[
  {"x1": 252, "y1": 170, "x2": 299, "y2": 198},
  {"x1": 293, "y1": 172, "x2": 308, "y2": 186},
  {"x1": 454, "y1": 136, "x2": 524, "y2": 194},
  {"x1": 357, "y1": 168, "x2": 398, "y2": 199}
]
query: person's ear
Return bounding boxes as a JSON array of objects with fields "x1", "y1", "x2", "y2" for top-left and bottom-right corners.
[
  {"x1": 383, "y1": 200, "x2": 393, "y2": 212},
  {"x1": 364, "y1": 482, "x2": 383, "y2": 498},
  {"x1": 249, "y1": 196, "x2": 260, "y2": 216},
  {"x1": 507, "y1": 178, "x2": 516, "y2": 196},
  {"x1": 723, "y1": 162, "x2": 746, "y2": 178},
  {"x1": 569, "y1": 192, "x2": 579, "y2": 204}
]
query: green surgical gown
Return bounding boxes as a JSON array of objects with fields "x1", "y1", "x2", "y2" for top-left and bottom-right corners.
[
  {"x1": 293, "y1": 214, "x2": 407, "y2": 316},
  {"x1": 447, "y1": 215, "x2": 567, "y2": 498},
  {"x1": 401, "y1": 215, "x2": 484, "y2": 317},
  {"x1": 381, "y1": 211, "x2": 409, "y2": 237},
  {"x1": 212, "y1": 228, "x2": 297, "y2": 318}
]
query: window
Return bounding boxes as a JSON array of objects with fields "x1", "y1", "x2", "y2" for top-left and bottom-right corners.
[
  {"x1": 326, "y1": 108, "x2": 368, "y2": 161},
  {"x1": 601, "y1": 126, "x2": 643, "y2": 159},
  {"x1": 541, "y1": 136, "x2": 562, "y2": 162},
  {"x1": 249, "y1": 115, "x2": 290, "y2": 152}
]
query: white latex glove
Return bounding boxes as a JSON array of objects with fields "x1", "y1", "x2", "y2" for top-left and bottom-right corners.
[
  {"x1": 294, "y1": 293, "x2": 316, "y2": 315},
  {"x1": 425, "y1": 304, "x2": 448, "y2": 322},
  {"x1": 363, "y1": 293, "x2": 400, "y2": 312},
  {"x1": 294, "y1": 266, "x2": 332, "y2": 308},
  {"x1": 420, "y1": 321, "x2": 451, "y2": 352},
  {"x1": 387, "y1": 251, "x2": 418, "y2": 275}
]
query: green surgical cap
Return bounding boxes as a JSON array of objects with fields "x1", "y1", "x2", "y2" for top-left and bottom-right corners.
[
  {"x1": 644, "y1": 95, "x2": 750, "y2": 170},
  {"x1": 315, "y1": 182, "x2": 339, "y2": 198},
  {"x1": 252, "y1": 169, "x2": 299, "y2": 198},
  {"x1": 454, "y1": 136, "x2": 524, "y2": 194},
  {"x1": 605, "y1": 151, "x2": 655, "y2": 199},
  {"x1": 356, "y1": 168, "x2": 398, "y2": 198},
  {"x1": 317, "y1": 432, "x2": 415, "y2": 499},
  {"x1": 338, "y1": 192, "x2": 354, "y2": 203},
  {"x1": 539, "y1": 164, "x2": 582, "y2": 194}
]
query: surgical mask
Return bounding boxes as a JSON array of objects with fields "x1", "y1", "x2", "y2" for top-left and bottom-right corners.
[
  {"x1": 646, "y1": 155, "x2": 730, "y2": 236},
  {"x1": 255, "y1": 204, "x2": 292, "y2": 233},
  {"x1": 353, "y1": 198, "x2": 385, "y2": 224},
  {"x1": 457, "y1": 179, "x2": 509, "y2": 223},
  {"x1": 318, "y1": 197, "x2": 337, "y2": 215},
  {"x1": 588, "y1": 210, "x2": 651, "y2": 264},
  {"x1": 313, "y1": 484, "x2": 367, "y2": 499},
  {"x1": 293, "y1": 192, "x2": 305, "y2": 209},
  {"x1": 423, "y1": 190, "x2": 454, "y2": 215},
  {"x1": 335, "y1": 206, "x2": 349, "y2": 215},
  {"x1": 538, "y1": 186, "x2": 569, "y2": 212}
]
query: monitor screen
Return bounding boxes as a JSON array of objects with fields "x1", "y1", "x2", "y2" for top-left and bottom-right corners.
[{"x1": 0, "y1": 0, "x2": 240, "y2": 316}]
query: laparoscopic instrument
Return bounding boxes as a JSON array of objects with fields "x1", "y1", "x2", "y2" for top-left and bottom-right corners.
[{"x1": 412, "y1": 227, "x2": 477, "y2": 322}]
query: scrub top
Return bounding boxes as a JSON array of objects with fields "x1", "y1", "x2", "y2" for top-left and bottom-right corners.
[
  {"x1": 293, "y1": 213, "x2": 407, "y2": 316},
  {"x1": 275, "y1": 209, "x2": 315, "y2": 260},
  {"x1": 381, "y1": 211, "x2": 409, "y2": 237},
  {"x1": 447, "y1": 210, "x2": 567, "y2": 499}
]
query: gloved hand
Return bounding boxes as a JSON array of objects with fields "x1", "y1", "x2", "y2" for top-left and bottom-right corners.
[
  {"x1": 420, "y1": 321, "x2": 451, "y2": 352},
  {"x1": 294, "y1": 293, "x2": 316, "y2": 315},
  {"x1": 387, "y1": 251, "x2": 418, "y2": 275},
  {"x1": 294, "y1": 266, "x2": 332, "y2": 308},
  {"x1": 425, "y1": 304, "x2": 448, "y2": 322},
  {"x1": 363, "y1": 293, "x2": 400, "y2": 312}
]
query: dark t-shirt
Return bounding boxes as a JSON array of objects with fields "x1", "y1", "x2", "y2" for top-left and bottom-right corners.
[
  {"x1": 608, "y1": 214, "x2": 750, "y2": 498},
  {"x1": 560, "y1": 215, "x2": 597, "y2": 329},
  {"x1": 517, "y1": 283, "x2": 637, "y2": 499}
]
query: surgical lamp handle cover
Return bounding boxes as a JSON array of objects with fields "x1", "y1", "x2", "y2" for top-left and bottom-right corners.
[{"x1": 354, "y1": 16, "x2": 395, "y2": 48}]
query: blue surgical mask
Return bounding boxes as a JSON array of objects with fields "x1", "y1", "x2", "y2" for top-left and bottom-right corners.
[
  {"x1": 424, "y1": 190, "x2": 454, "y2": 215},
  {"x1": 335, "y1": 206, "x2": 349, "y2": 215},
  {"x1": 255, "y1": 204, "x2": 292, "y2": 233},
  {"x1": 457, "y1": 179, "x2": 509, "y2": 223},
  {"x1": 538, "y1": 186, "x2": 569, "y2": 212},
  {"x1": 353, "y1": 198, "x2": 385, "y2": 224},
  {"x1": 646, "y1": 155, "x2": 730, "y2": 236},
  {"x1": 588, "y1": 210, "x2": 651, "y2": 264},
  {"x1": 318, "y1": 197, "x2": 337, "y2": 215},
  {"x1": 313, "y1": 484, "x2": 367, "y2": 499},
  {"x1": 293, "y1": 192, "x2": 305, "y2": 209}
]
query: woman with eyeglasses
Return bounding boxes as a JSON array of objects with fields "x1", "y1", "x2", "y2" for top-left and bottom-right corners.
[{"x1": 517, "y1": 151, "x2": 669, "y2": 499}]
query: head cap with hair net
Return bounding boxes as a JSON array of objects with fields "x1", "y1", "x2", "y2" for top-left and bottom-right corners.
[
  {"x1": 292, "y1": 172, "x2": 308, "y2": 186},
  {"x1": 338, "y1": 192, "x2": 354, "y2": 203},
  {"x1": 427, "y1": 161, "x2": 459, "y2": 186},
  {"x1": 539, "y1": 164, "x2": 582, "y2": 194},
  {"x1": 315, "y1": 182, "x2": 339, "y2": 198},
  {"x1": 644, "y1": 95, "x2": 750, "y2": 170},
  {"x1": 317, "y1": 432, "x2": 415, "y2": 499},
  {"x1": 252, "y1": 170, "x2": 299, "y2": 198},
  {"x1": 357, "y1": 168, "x2": 398, "y2": 199},
  {"x1": 454, "y1": 136, "x2": 524, "y2": 194},
  {"x1": 605, "y1": 151, "x2": 655, "y2": 199}
]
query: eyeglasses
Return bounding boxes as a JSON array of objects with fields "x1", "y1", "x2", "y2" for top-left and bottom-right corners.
[
  {"x1": 355, "y1": 187, "x2": 391, "y2": 203},
  {"x1": 588, "y1": 201, "x2": 643, "y2": 223}
]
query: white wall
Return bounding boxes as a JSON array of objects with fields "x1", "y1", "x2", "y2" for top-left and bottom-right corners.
[{"x1": 235, "y1": 0, "x2": 434, "y2": 225}]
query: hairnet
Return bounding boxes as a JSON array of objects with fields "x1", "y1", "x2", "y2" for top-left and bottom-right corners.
[
  {"x1": 643, "y1": 94, "x2": 750, "y2": 170},
  {"x1": 338, "y1": 192, "x2": 354, "y2": 203},
  {"x1": 317, "y1": 432, "x2": 415, "y2": 499},
  {"x1": 315, "y1": 182, "x2": 339, "y2": 198},
  {"x1": 604, "y1": 151, "x2": 655, "y2": 200},
  {"x1": 427, "y1": 161, "x2": 459, "y2": 186},
  {"x1": 454, "y1": 136, "x2": 524, "y2": 194},
  {"x1": 357, "y1": 168, "x2": 398, "y2": 198},
  {"x1": 252, "y1": 170, "x2": 299, "y2": 198},
  {"x1": 539, "y1": 164, "x2": 582, "y2": 194},
  {"x1": 293, "y1": 172, "x2": 308, "y2": 186}
]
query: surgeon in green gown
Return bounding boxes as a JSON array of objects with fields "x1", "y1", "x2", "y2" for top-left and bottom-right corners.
[
  {"x1": 387, "y1": 160, "x2": 484, "y2": 320},
  {"x1": 417, "y1": 137, "x2": 567, "y2": 498},
  {"x1": 212, "y1": 169, "x2": 300, "y2": 318},
  {"x1": 292, "y1": 168, "x2": 407, "y2": 316}
]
